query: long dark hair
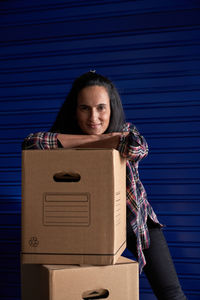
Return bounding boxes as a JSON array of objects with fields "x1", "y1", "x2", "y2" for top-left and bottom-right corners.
[{"x1": 50, "y1": 71, "x2": 125, "y2": 134}]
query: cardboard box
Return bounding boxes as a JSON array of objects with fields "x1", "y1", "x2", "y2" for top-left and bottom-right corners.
[
  {"x1": 21, "y1": 256, "x2": 139, "y2": 300},
  {"x1": 21, "y1": 149, "x2": 126, "y2": 265}
]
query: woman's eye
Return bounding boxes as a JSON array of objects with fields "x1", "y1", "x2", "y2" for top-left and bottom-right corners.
[
  {"x1": 80, "y1": 106, "x2": 89, "y2": 111},
  {"x1": 98, "y1": 105, "x2": 105, "y2": 111}
]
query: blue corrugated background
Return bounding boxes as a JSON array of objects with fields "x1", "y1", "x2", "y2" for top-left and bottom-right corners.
[{"x1": 0, "y1": 0, "x2": 200, "y2": 299}]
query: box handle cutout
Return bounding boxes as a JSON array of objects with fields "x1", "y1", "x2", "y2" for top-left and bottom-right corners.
[
  {"x1": 82, "y1": 289, "x2": 109, "y2": 299},
  {"x1": 53, "y1": 172, "x2": 81, "y2": 182}
]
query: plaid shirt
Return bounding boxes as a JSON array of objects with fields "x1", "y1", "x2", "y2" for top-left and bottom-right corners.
[
  {"x1": 22, "y1": 123, "x2": 160, "y2": 273},
  {"x1": 118, "y1": 123, "x2": 160, "y2": 273}
]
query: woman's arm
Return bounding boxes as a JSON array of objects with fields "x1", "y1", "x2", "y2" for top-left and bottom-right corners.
[
  {"x1": 57, "y1": 132, "x2": 122, "y2": 149},
  {"x1": 22, "y1": 131, "x2": 124, "y2": 150},
  {"x1": 21, "y1": 124, "x2": 146, "y2": 161},
  {"x1": 22, "y1": 132, "x2": 59, "y2": 150},
  {"x1": 117, "y1": 123, "x2": 149, "y2": 162}
]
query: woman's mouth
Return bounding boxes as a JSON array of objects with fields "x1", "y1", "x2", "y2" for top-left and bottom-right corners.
[{"x1": 88, "y1": 123, "x2": 101, "y2": 129}]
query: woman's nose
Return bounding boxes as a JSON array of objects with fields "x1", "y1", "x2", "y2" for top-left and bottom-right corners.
[{"x1": 90, "y1": 109, "x2": 98, "y2": 121}]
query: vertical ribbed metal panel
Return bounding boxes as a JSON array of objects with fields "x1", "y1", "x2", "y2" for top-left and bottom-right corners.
[{"x1": 0, "y1": 1, "x2": 200, "y2": 299}]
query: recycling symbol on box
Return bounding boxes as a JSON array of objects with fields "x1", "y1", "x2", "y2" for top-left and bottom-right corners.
[{"x1": 29, "y1": 236, "x2": 39, "y2": 247}]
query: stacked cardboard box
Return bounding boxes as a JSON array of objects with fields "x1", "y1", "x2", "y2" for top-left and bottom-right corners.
[
  {"x1": 21, "y1": 257, "x2": 138, "y2": 300},
  {"x1": 21, "y1": 149, "x2": 139, "y2": 299}
]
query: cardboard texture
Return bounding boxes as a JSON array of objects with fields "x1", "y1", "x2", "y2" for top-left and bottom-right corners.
[
  {"x1": 21, "y1": 256, "x2": 139, "y2": 300},
  {"x1": 21, "y1": 149, "x2": 126, "y2": 265}
]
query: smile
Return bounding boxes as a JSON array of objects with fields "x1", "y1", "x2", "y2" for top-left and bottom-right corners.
[{"x1": 88, "y1": 123, "x2": 101, "y2": 129}]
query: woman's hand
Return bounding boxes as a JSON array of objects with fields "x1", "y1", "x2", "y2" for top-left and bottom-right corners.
[
  {"x1": 76, "y1": 132, "x2": 129, "y2": 149},
  {"x1": 57, "y1": 133, "x2": 101, "y2": 148}
]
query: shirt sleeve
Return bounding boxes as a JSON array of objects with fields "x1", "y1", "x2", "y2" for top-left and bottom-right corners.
[
  {"x1": 22, "y1": 132, "x2": 59, "y2": 150},
  {"x1": 117, "y1": 123, "x2": 149, "y2": 162}
]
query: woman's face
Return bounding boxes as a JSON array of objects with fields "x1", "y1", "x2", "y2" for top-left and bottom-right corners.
[{"x1": 76, "y1": 85, "x2": 111, "y2": 135}]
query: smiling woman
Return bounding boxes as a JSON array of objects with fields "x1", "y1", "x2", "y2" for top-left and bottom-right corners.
[
  {"x1": 22, "y1": 71, "x2": 187, "y2": 300},
  {"x1": 76, "y1": 86, "x2": 111, "y2": 135},
  {"x1": 57, "y1": 84, "x2": 121, "y2": 148}
]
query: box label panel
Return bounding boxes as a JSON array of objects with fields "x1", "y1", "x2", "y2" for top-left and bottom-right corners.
[{"x1": 43, "y1": 193, "x2": 90, "y2": 226}]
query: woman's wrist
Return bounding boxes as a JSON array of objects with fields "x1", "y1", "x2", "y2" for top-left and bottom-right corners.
[{"x1": 57, "y1": 133, "x2": 100, "y2": 148}]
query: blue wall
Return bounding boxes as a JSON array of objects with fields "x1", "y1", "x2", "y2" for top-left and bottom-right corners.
[{"x1": 0, "y1": 1, "x2": 200, "y2": 299}]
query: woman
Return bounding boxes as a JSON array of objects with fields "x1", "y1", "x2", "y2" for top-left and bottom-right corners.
[{"x1": 22, "y1": 71, "x2": 187, "y2": 300}]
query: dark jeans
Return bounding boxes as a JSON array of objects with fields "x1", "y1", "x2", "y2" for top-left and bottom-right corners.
[{"x1": 127, "y1": 218, "x2": 187, "y2": 300}]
